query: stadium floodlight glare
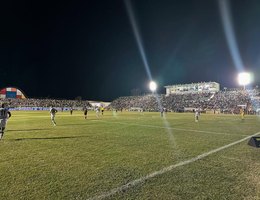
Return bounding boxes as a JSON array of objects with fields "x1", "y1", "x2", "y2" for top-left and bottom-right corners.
[
  {"x1": 149, "y1": 81, "x2": 157, "y2": 92},
  {"x1": 238, "y1": 72, "x2": 252, "y2": 89}
]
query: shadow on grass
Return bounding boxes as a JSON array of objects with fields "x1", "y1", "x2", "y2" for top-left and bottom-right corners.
[
  {"x1": 60, "y1": 120, "x2": 100, "y2": 127},
  {"x1": 60, "y1": 123, "x2": 89, "y2": 126},
  {"x1": 12, "y1": 135, "x2": 87, "y2": 141},
  {"x1": 8, "y1": 128, "x2": 53, "y2": 132}
]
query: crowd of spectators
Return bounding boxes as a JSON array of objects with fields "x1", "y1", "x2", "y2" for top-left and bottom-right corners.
[
  {"x1": 0, "y1": 98, "x2": 91, "y2": 110},
  {"x1": 109, "y1": 89, "x2": 260, "y2": 114}
]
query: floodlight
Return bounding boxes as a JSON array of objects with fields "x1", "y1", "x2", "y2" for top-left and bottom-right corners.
[
  {"x1": 149, "y1": 81, "x2": 157, "y2": 92},
  {"x1": 238, "y1": 72, "x2": 252, "y2": 88}
]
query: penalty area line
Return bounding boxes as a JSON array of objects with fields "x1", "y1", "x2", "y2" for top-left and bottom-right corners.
[{"x1": 87, "y1": 131, "x2": 260, "y2": 200}]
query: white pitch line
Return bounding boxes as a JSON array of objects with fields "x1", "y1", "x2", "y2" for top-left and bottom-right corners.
[
  {"x1": 100, "y1": 120, "x2": 246, "y2": 136},
  {"x1": 87, "y1": 131, "x2": 260, "y2": 200}
]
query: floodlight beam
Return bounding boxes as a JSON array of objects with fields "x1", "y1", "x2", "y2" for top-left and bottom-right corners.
[
  {"x1": 218, "y1": 0, "x2": 244, "y2": 72},
  {"x1": 124, "y1": 0, "x2": 153, "y2": 80}
]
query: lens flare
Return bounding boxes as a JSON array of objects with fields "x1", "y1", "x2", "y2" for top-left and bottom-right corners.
[
  {"x1": 124, "y1": 0, "x2": 152, "y2": 80},
  {"x1": 218, "y1": 1, "x2": 258, "y2": 114},
  {"x1": 124, "y1": 0, "x2": 178, "y2": 150},
  {"x1": 218, "y1": 0, "x2": 244, "y2": 72}
]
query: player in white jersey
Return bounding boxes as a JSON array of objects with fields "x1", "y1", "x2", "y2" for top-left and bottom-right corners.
[
  {"x1": 95, "y1": 107, "x2": 100, "y2": 118},
  {"x1": 195, "y1": 108, "x2": 200, "y2": 122},
  {"x1": 0, "y1": 103, "x2": 12, "y2": 140},
  {"x1": 50, "y1": 106, "x2": 58, "y2": 126}
]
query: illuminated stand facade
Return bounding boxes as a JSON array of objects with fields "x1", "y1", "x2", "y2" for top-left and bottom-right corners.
[{"x1": 165, "y1": 82, "x2": 220, "y2": 95}]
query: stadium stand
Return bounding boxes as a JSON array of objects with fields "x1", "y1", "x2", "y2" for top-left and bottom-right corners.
[
  {"x1": 0, "y1": 98, "x2": 91, "y2": 111},
  {"x1": 109, "y1": 88, "x2": 260, "y2": 114},
  {"x1": 0, "y1": 86, "x2": 259, "y2": 114}
]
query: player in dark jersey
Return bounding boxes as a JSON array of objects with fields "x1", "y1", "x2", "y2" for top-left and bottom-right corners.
[
  {"x1": 70, "y1": 107, "x2": 73, "y2": 115},
  {"x1": 83, "y1": 106, "x2": 88, "y2": 119},
  {"x1": 0, "y1": 103, "x2": 12, "y2": 140}
]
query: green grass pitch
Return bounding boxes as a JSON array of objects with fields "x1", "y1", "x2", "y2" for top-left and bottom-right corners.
[{"x1": 0, "y1": 111, "x2": 259, "y2": 199}]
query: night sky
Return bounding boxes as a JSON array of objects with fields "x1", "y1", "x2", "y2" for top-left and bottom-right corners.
[{"x1": 1, "y1": 0, "x2": 260, "y2": 101}]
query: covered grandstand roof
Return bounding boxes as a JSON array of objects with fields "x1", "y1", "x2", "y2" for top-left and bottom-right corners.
[{"x1": 0, "y1": 87, "x2": 27, "y2": 99}]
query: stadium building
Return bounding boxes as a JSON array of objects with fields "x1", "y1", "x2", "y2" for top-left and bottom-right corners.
[
  {"x1": 0, "y1": 87, "x2": 27, "y2": 99},
  {"x1": 165, "y1": 82, "x2": 220, "y2": 95},
  {"x1": 88, "y1": 101, "x2": 110, "y2": 108}
]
